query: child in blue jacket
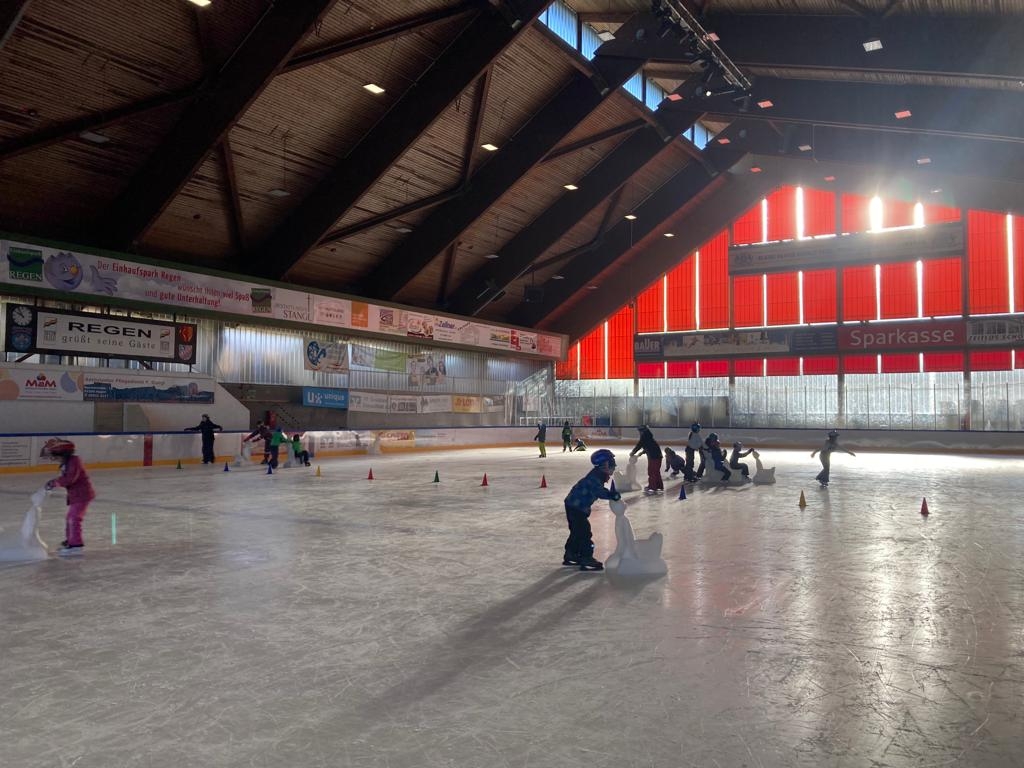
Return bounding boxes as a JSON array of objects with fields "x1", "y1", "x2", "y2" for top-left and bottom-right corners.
[{"x1": 563, "y1": 449, "x2": 621, "y2": 571}]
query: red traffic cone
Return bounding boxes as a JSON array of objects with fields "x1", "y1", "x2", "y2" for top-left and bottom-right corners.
[
  {"x1": 920, "y1": 497, "x2": 929, "y2": 516},
  {"x1": 480, "y1": 473, "x2": 489, "y2": 487},
  {"x1": 367, "y1": 468, "x2": 374, "y2": 481},
  {"x1": 678, "y1": 483, "x2": 687, "y2": 500},
  {"x1": 539, "y1": 475, "x2": 547, "y2": 488}
]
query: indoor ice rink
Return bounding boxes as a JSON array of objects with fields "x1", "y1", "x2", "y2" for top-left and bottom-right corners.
[{"x1": 2, "y1": 445, "x2": 1022, "y2": 768}]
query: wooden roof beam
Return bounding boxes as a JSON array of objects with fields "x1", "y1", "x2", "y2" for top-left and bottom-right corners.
[{"x1": 0, "y1": 0, "x2": 29, "y2": 54}]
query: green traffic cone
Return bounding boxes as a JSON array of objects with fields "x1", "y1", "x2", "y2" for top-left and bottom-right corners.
[
  {"x1": 176, "y1": 459, "x2": 182, "y2": 470},
  {"x1": 433, "y1": 470, "x2": 440, "y2": 483}
]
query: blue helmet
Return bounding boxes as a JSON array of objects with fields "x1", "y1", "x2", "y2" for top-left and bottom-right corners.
[
  {"x1": 690, "y1": 422, "x2": 701, "y2": 432},
  {"x1": 591, "y1": 449, "x2": 616, "y2": 468},
  {"x1": 828, "y1": 429, "x2": 839, "y2": 439}
]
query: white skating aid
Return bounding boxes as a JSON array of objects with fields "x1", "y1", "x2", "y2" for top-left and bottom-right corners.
[
  {"x1": 604, "y1": 498, "x2": 666, "y2": 577},
  {"x1": 612, "y1": 455, "x2": 641, "y2": 492},
  {"x1": 0, "y1": 487, "x2": 49, "y2": 562}
]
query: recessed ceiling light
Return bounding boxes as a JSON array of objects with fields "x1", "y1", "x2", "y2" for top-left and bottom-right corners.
[
  {"x1": 624, "y1": 214, "x2": 637, "y2": 220},
  {"x1": 551, "y1": 274, "x2": 565, "y2": 280},
  {"x1": 484, "y1": 253, "x2": 500, "y2": 259},
  {"x1": 705, "y1": 32, "x2": 720, "y2": 42},
  {"x1": 931, "y1": 187, "x2": 943, "y2": 194},
  {"x1": 587, "y1": 285, "x2": 599, "y2": 290},
  {"x1": 863, "y1": 38, "x2": 883, "y2": 52},
  {"x1": 798, "y1": 144, "x2": 812, "y2": 152},
  {"x1": 186, "y1": 0, "x2": 211, "y2": 6},
  {"x1": 394, "y1": 226, "x2": 412, "y2": 233},
  {"x1": 267, "y1": 188, "x2": 290, "y2": 198},
  {"x1": 597, "y1": 30, "x2": 616, "y2": 42},
  {"x1": 665, "y1": 93, "x2": 684, "y2": 102},
  {"x1": 717, "y1": 137, "x2": 731, "y2": 145},
  {"x1": 663, "y1": 232, "x2": 675, "y2": 238},
  {"x1": 750, "y1": 166, "x2": 762, "y2": 173},
  {"x1": 564, "y1": 184, "x2": 578, "y2": 191},
  {"x1": 481, "y1": 143, "x2": 498, "y2": 151},
  {"x1": 757, "y1": 99, "x2": 774, "y2": 109},
  {"x1": 824, "y1": 175, "x2": 836, "y2": 182},
  {"x1": 917, "y1": 157, "x2": 931, "y2": 165},
  {"x1": 363, "y1": 83, "x2": 386, "y2": 95},
  {"x1": 895, "y1": 109, "x2": 912, "y2": 119},
  {"x1": 79, "y1": 130, "x2": 110, "y2": 145}
]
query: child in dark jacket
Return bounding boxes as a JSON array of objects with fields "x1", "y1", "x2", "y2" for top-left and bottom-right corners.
[
  {"x1": 41, "y1": 438, "x2": 95, "y2": 557},
  {"x1": 729, "y1": 442, "x2": 755, "y2": 477},
  {"x1": 561, "y1": 421, "x2": 572, "y2": 452},
  {"x1": 563, "y1": 449, "x2": 621, "y2": 571},
  {"x1": 705, "y1": 432, "x2": 731, "y2": 482},
  {"x1": 664, "y1": 447, "x2": 686, "y2": 477}
]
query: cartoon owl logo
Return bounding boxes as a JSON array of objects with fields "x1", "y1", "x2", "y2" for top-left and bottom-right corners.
[{"x1": 43, "y1": 252, "x2": 85, "y2": 291}]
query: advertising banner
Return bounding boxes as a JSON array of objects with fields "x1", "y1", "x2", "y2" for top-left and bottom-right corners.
[
  {"x1": 966, "y1": 316, "x2": 1024, "y2": 346},
  {"x1": 81, "y1": 372, "x2": 214, "y2": 403},
  {"x1": 418, "y1": 394, "x2": 452, "y2": 414},
  {"x1": 483, "y1": 394, "x2": 506, "y2": 413},
  {"x1": 304, "y1": 339, "x2": 349, "y2": 373},
  {"x1": 838, "y1": 320, "x2": 965, "y2": 352},
  {"x1": 348, "y1": 390, "x2": 389, "y2": 413},
  {"x1": 0, "y1": 363, "x2": 83, "y2": 401},
  {"x1": 388, "y1": 394, "x2": 420, "y2": 414},
  {"x1": 452, "y1": 395, "x2": 482, "y2": 413},
  {"x1": 302, "y1": 387, "x2": 349, "y2": 410},
  {"x1": 5, "y1": 303, "x2": 196, "y2": 364},
  {"x1": 350, "y1": 344, "x2": 407, "y2": 372},
  {"x1": 407, "y1": 352, "x2": 446, "y2": 386},
  {"x1": 1, "y1": 239, "x2": 566, "y2": 360}
]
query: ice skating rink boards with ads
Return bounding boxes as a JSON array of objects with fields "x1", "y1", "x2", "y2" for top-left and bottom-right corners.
[{"x1": 1, "y1": 447, "x2": 1022, "y2": 768}]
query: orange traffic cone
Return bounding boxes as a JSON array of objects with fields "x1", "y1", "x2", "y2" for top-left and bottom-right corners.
[
  {"x1": 480, "y1": 473, "x2": 489, "y2": 487},
  {"x1": 920, "y1": 497, "x2": 929, "y2": 516},
  {"x1": 367, "y1": 468, "x2": 374, "y2": 481},
  {"x1": 539, "y1": 475, "x2": 547, "y2": 488},
  {"x1": 798, "y1": 490, "x2": 807, "y2": 509}
]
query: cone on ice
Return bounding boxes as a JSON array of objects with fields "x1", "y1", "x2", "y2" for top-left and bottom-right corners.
[
  {"x1": 176, "y1": 459, "x2": 182, "y2": 470},
  {"x1": 609, "y1": 479, "x2": 617, "y2": 495},
  {"x1": 480, "y1": 473, "x2": 489, "y2": 487},
  {"x1": 540, "y1": 475, "x2": 547, "y2": 488},
  {"x1": 920, "y1": 497, "x2": 929, "y2": 516},
  {"x1": 223, "y1": 462, "x2": 230, "y2": 472},
  {"x1": 367, "y1": 468, "x2": 374, "y2": 480},
  {"x1": 433, "y1": 470, "x2": 440, "y2": 483},
  {"x1": 315, "y1": 465, "x2": 321, "y2": 477},
  {"x1": 678, "y1": 483, "x2": 687, "y2": 500},
  {"x1": 798, "y1": 490, "x2": 807, "y2": 508},
  {"x1": 266, "y1": 463, "x2": 273, "y2": 475}
]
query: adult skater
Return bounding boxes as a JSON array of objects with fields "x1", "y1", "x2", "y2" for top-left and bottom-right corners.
[
  {"x1": 562, "y1": 449, "x2": 621, "y2": 571},
  {"x1": 685, "y1": 422, "x2": 705, "y2": 481},
  {"x1": 185, "y1": 413, "x2": 222, "y2": 464},
  {"x1": 533, "y1": 421, "x2": 547, "y2": 458},
  {"x1": 40, "y1": 438, "x2": 95, "y2": 557},
  {"x1": 729, "y1": 441, "x2": 755, "y2": 477},
  {"x1": 243, "y1": 421, "x2": 272, "y2": 464},
  {"x1": 561, "y1": 420, "x2": 572, "y2": 453},
  {"x1": 630, "y1": 424, "x2": 664, "y2": 494},
  {"x1": 811, "y1": 429, "x2": 856, "y2": 486},
  {"x1": 705, "y1": 432, "x2": 731, "y2": 482}
]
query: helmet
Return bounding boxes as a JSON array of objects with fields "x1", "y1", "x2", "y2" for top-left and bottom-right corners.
[
  {"x1": 40, "y1": 437, "x2": 75, "y2": 457},
  {"x1": 591, "y1": 449, "x2": 616, "y2": 468},
  {"x1": 733, "y1": 441, "x2": 743, "y2": 449},
  {"x1": 690, "y1": 422, "x2": 701, "y2": 432},
  {"x1": 707, "y1": 432, "x2": 719, "y2": 443},
  {"x1": 828, "y1": 429, "x2": 839, "y2": 439}
]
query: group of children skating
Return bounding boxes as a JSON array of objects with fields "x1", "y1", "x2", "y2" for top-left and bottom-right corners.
[
  {"x1": 242, "y1": 422, "x2": 311, "y2": 468},
  {"x1": 628, "y1": 422, "x2": 756, "y2": 489},
  {"x1": 532, "y1": 421, "x2": 587, "y2": 457}
]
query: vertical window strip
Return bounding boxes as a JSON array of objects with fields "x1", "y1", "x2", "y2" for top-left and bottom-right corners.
[
  {"x1": 916, "y1": 260, "x2": 924, "y2": 318},
  {"x1": 694, "y1": 250, "x2": 701, "y2": 329},
  {"x1": 913, "y1": 202, "x2": 925, "y2": 228},
  {"x1": 798, "y1": 270, "x2": 805, "y2": 324},
  {"x1": 796, "y1": 186, "x2": 806, "y2": 240},
  {"x1": 603, "y1": 320, "x2": 609, "y2": 380},
  {"x1": 1008, "y1": 214, "x2": 1016, "y2": 314},
  {"x1": 761, "y1": 198, "x2": 769, "y2": 243},
  {"x1": 762, "y1": 273, "x2": 768, "y2": 327},
  {"x1": 874, "y1": 263, "x2": 882, "y2": 321},
  {"x1": 869, "y1": 196, "x2": 884, "y2": 232}
]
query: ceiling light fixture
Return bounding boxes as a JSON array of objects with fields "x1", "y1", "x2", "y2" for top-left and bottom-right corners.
[
  {"x1": 484, "y1": 253, "x2": 500, "y2": 259},
  {"x1": 798, "y1": 144, "x2": 812, "y2": 152},
  {"x1": 664, "y1": 232, "x2": 675, "y2": 238},
  {"x1": 717, "y1": 137, "x2": 731, "y2": 145},
  {"x1": 824, "y1": 175, "x2": 836, "y2": 182},
  {"x1": 863, "y1": 38, "x2": 883, "y2": 52},
  {"x1": 480, "y1": 143, "x2": 498, "y2": 151},
  {"x1": 895, "y1": 109, "x2": 912, "y2": 119},
  {"x1": 551, "y1": 274, "x2": 565, "y2": 280},
  {"x1": 624, "y1": 214, "x2": 637, "y2": 220},
  {"x1": 587, "y1": 285, "x2": 599, "y2": 290},
  {"x1": 79, "y1": 130, "x2": 111, "y2": 145},
  {"x1": 757, "y1": 99, "x2": 774, "y2": 109},
  {"x1": 394, "y1": 226, "x2": 412, "y2": 233},
  {"x1": 597, "y1": 30, "x2": 616, "y2": 42},
  {"x1": 563, "y1": 184, "x2": 578, "y2": 191},
  {"x1": 931, "y1": 187, "x2": 943, "y2": 194},
  {"x1": 186, "y1": 0, "x2": 212, "y2": 6},
  {"x1": 750, "y1": 166, "x2": 762, "y2": 173},
  {"x1": 363, "y1": 83, "x2": 386, "y2": 95},
  {"x1": 267, "y1": 188, "x2": 290, "y2": 198},
  {"x1": 665, "y1": 93, "x2": 684, "y2": 102},
  {"x1": 916, "y1": 157, "x2": 931, "y2": 165}
]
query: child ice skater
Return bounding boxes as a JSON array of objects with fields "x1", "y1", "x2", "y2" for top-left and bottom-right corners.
[
  {"x1": 563, "y1": 449, "x2": 621, "y2": 571},
  {"x1": 41, "y1": 438, "x2": 95, "y2": 557},
  {"x1": 729, "y1": 441, "x2": 754, "y2": 477},
  {"x1": 630, "y1": 425, "x2": 664, "y2": 494},
  {"x1": 685, "y1": 422, "x2": 704, "y2": 481},
  {"x1": 573, "y1": 436, "x2": 587, "y2": 451},
  {"x1": 663, "y1": 447, "x2": 686, "y2": 478},
  {"x1": 705, "y1": 432, "x2": 731, "y2": 482},
  {"x1": 534, "y1": 421, "x2": 547, "y2": 458},
  {"x1": 811, "y1": 429, "x2": 855, "y2": 486},
  {"x1": 291, "y1": 434, "x2": 311, "y2": 467},
  {"x1": 561, "y1": 420, "x2": 572, "y2": 452}
]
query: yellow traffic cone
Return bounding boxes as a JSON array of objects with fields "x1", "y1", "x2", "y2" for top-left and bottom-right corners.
[{"x1": 798, "y1": 490, "x2": 807, "y2": 509}]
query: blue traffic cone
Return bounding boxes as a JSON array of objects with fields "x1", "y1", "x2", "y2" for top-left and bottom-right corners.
[
  {"x1": 610, "y1": 479, "x2": 618, "y2": 495},
  {"x1": 678, "y1": 483, "x2": 687, "y2": 500},
  {"x1": 223, "y1": 462, "x2": 230, "y2": 472},
  {"x1": 266, "y1": 464, "x2": 273, "y2": 475}
]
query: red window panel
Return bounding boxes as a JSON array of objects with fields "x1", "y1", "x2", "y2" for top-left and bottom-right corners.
[
  {"x1": 767, "y1": 272, "x2": 800, "y2": 325},
  {"x1": 841, "y1": 193, "x2": 871, "y2": 233},
  {"x1": 699, "y1": 359, "x2": 729, "y2": 377},
  {"x1": 766, "y1": 357, "x2": 800, "y2": 376},
  {"x1": 843, "y1": 265, "x2": 877, "y2": 321},
  {"x1": 923, "y1": 203, "x2": 961, "y2": 224},
  {"x1": 970, "y1": 350, "x2": 1012, "y2": 371},
  {"x1": 802, "y1": 356, "x2": 838, "y2": 375},
  {"x1": 843, "y1": 354, "x2": 878, "y2": 374},
  {"x1": 606, "y1": 307, "x2": 634, "y2": 379},
  {"x1": 734, "y1": 358, "x2": 764, "y2": 377},
  {"x1": 666, "y1": 257, "x2": 695, "y2": 331},
  {"x1": 637, "y1": 362, "x2": 665, "y2": 378},
  {"x1": 922, "y1": 257, "x2": 963, "y2": 317},
  {"x1": 767, "y1": 186, "x2": 797, "y2": 242},
  {"x1": 886, "y1": 199, "x2": 916, "y2": 229},
  {"x1": 803, "y1": 269, "x2": 837, "y2": 323},
  {"x1": 732, "y1": 202, "x2": 763, "y2": 245},
  {"x1": 802, "y1": 187, "x2": 836, "y2": 237},
  {"x1": 666, "y1": 360, "x2": 697, "y2": 378},
  {"x1": 700, "y1": 231, "x2": 730, "y2": 329},
  {"x1": 1016, "y1": 351, "x2": 1024, "y2": 370},
  {"x1": 879, "y1": 261, "x2": 918, "y2": 319},
  {"x1": 635, "y1": 280, "x2": 664, "y2": 333},
  {"x1": 1015, "y1": 216, "x2": 1024, "y2": 314},
  {"x1": 555, "y1": 342, "x2": 579, "y2": 380},
  {"x1": 923, "y1": 352, "x2": 964, "y2": 372},
  {"x1": 732, "y1": 275, "x2": 763, "y2": 327},
  {"x1": 881, "y1": 353, "x2": 920, "y2": 373},
  {"x1": 967, "y1": 210, "x2": 1008, "y2": 315},
  {"x1": 578, "y1": 325, "x2": 605, "y2": 379}
]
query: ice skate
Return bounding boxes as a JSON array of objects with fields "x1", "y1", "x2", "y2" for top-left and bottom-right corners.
[
  {"x1": 562, "y1": 555, "x2": 579, "y2": 567},
  {"x1": 57, "y1": 545, "x2": 84, "y2": 557},
  {"x1": 578, "y1": 557, "x2": 603, "y2": 571}
]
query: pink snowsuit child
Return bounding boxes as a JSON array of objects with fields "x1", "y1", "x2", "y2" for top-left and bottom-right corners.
[{"x1": 42, "y1": 438, "x2": 95, "y2": 556}]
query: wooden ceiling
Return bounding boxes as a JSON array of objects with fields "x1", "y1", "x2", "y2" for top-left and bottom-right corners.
[{"x1": 2, "y1": 0, "x2": 1023, "y2": 343}]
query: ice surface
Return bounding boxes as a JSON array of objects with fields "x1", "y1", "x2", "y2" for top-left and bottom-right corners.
[{"x1": 1, "y1": 448, "x2": 1023, "y2": 767}]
